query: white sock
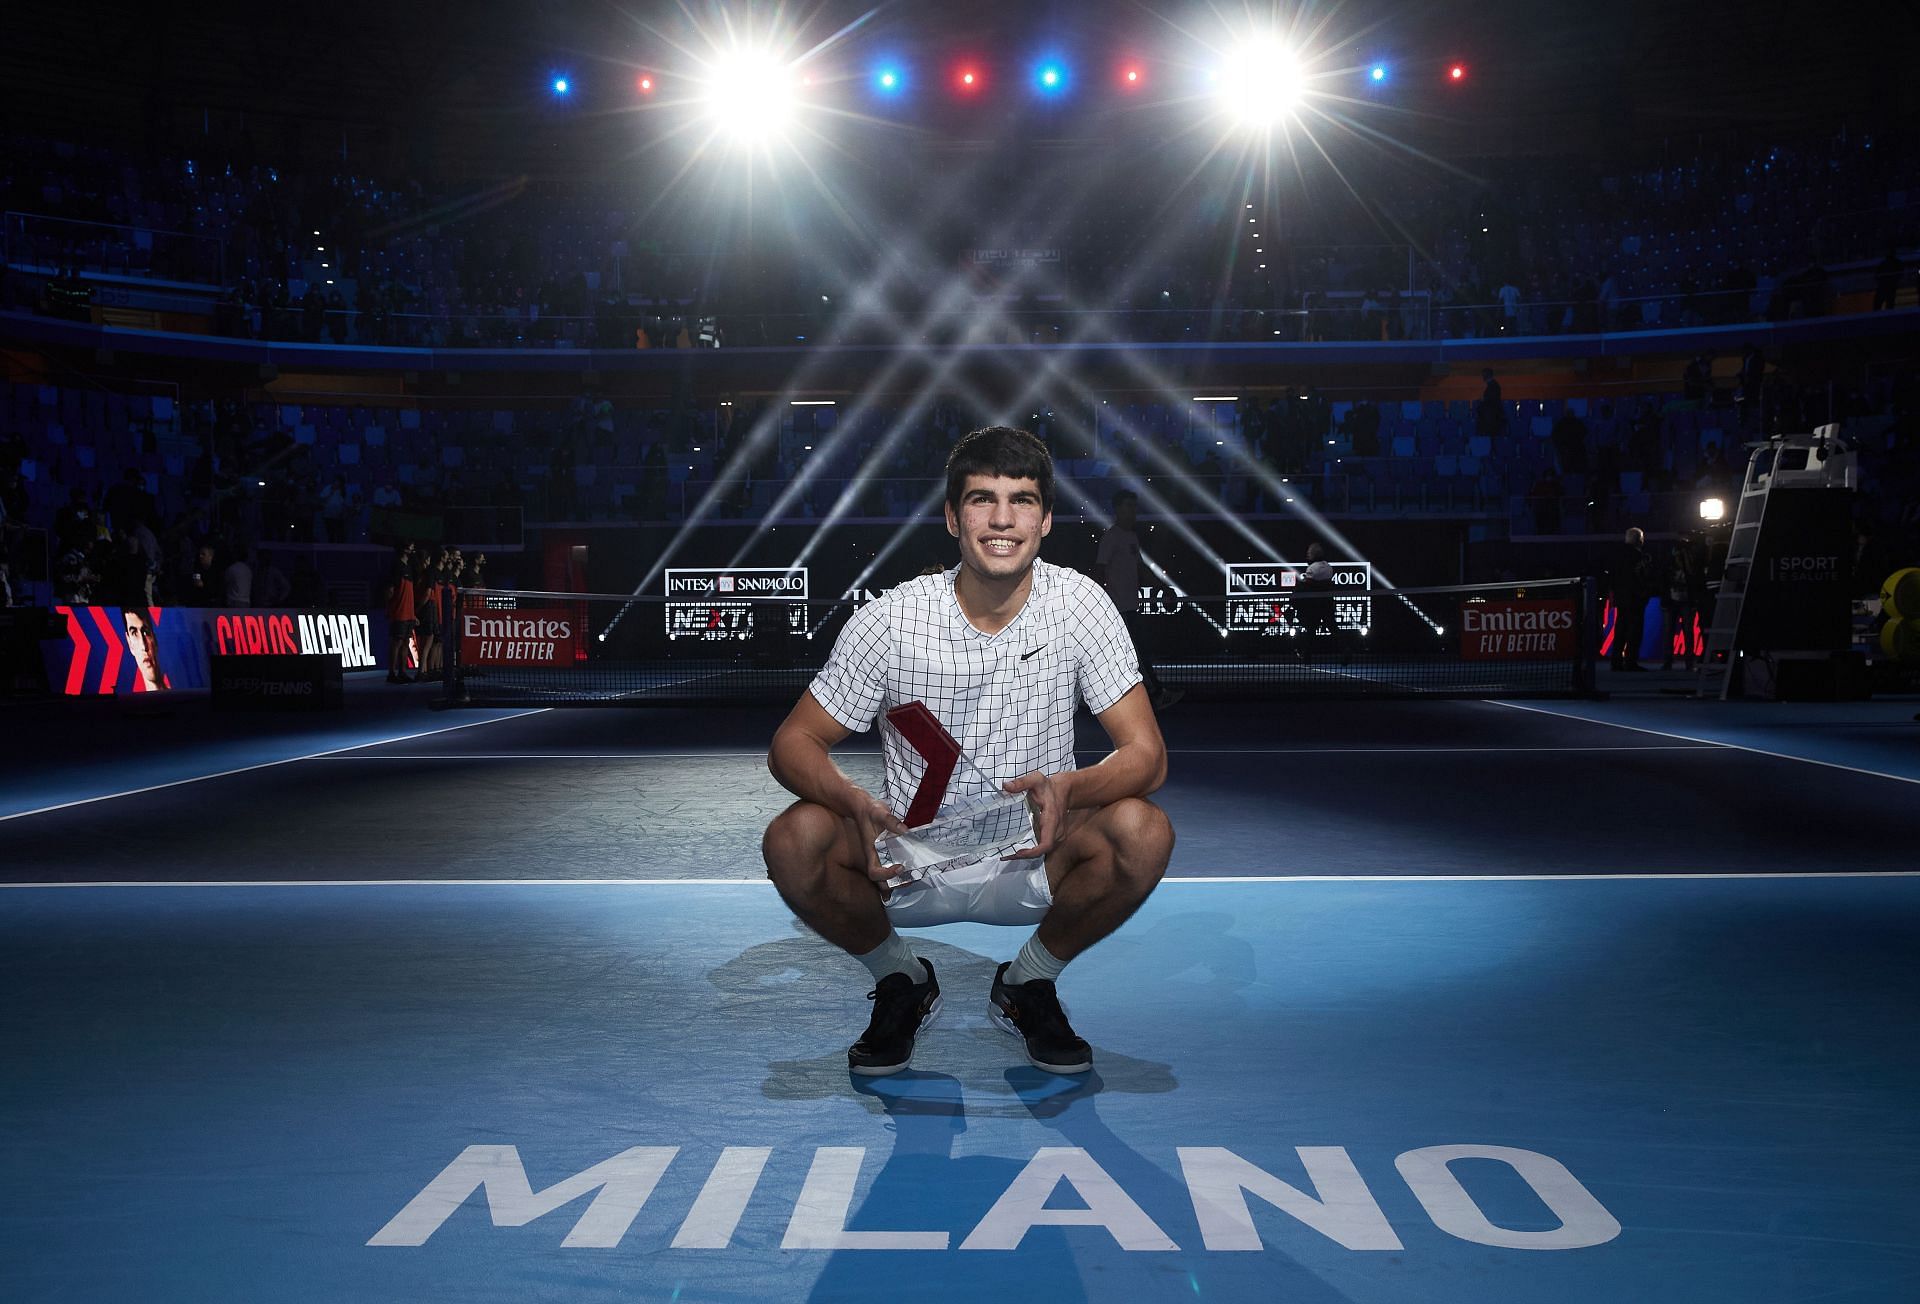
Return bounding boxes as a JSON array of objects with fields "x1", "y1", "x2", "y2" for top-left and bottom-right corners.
[
  {"x1": 1005, "y1": 933, "x2": 1068, "y2": 987},
  {"x1": 855, "y1": 931, "x2": 922, "y2": 984}
]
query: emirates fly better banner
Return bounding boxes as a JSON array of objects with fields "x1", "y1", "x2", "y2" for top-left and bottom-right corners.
[
  {"x1": 1458, "y1": 599, "x2": 1579, "y2": 660},
  {"x1": 460, "y1": 607, "x2": 580, "y2": 666}
]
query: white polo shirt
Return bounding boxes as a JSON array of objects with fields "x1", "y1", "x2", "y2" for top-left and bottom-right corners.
[{"x1": 810, "y1": 558, "x2": 1141, "y2": 819}]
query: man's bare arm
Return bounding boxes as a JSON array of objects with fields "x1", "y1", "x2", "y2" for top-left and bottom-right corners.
[
  {"x1": 1064, "y1": 682, "x2": 1167, "y2": 808},
  {"x1": 1004, "y1": 682, "x2": 1166, "y2": 859},
  {"x1": 768, "y1": 690, "x2": 906, "y2": 879}
]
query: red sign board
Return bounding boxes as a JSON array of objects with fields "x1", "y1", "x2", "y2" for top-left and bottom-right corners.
[
  {"x1": 1459, "y1": 600, "x2": 1578, "y2": 660},
  {"x1": 460, "y1": 607, "x2": 580, "y2": 666}
]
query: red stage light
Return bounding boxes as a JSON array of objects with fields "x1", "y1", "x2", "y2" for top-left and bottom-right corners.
[
  {"x1": 956, "y1": 66, "x2": 982, "y2": 92},
  {"x1": 637, "y1": 75, "x2": 654, "y2": 93},
  {"x1": 1449, "y1": 64, "x2": 1466, "y2": 81},
  {"x1": 1123, "y1": 66, "x2": 1142, "y2": 86}
]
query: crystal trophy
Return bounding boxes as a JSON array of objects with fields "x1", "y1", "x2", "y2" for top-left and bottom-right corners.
[
  {"x1": 875, "y1": 791, "x2": 1038, "y2": 890},
  {"x1": 873, "y1": 701, "x2": 1037, "y2": 889}
]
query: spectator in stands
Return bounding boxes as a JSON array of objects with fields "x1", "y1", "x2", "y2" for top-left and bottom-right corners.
[
  {"x1": 255, "y1": 551, "x2": 292, "y2": 607},
  {"x1": 1347, "y1": 401, "x2": 1381, "y2": 457},
  {"x1": 1476, "y1": 369, "x2": 1504, "y2": 440},
  {"x1": 222, "y1": 541, "x2": 254, "y2": 607},
  {"x1": 1093, "y1": 490, "x2": 1179, "y2": 710},
  {"x1": 1696, "y1": 445, "x2": 1736, "y2": 501},
  {"x1": 1497, "y1": 277, "x2": 1520, "y2": 333},
  {"x1": 53, "y1": 488, "x2": 97, "y2": 553},
  {"x1": 384, "y1": 542, "x2": 417, "y2": 684},
  {"x1": 1872, "y1": 247, "x2": 1906, "y2": 312},
  {"x1": 1683, "y1": 355, "x2": 1713, "y2": 404},
  {"x1": 1610, "y1": 527, "x2": 1654, "y2": 672},
  {"x1": 1551, "y1": 408, "x2": 1589, "y2": 475},
  {"x1": 105, "y1": 531, "x2": 151, "y2": 608},
  {"x1": 104, "y1": 469, "x2": 152, "y2": 534},
  {"x1": 55, "y1": 542, "x2": 94, "y2": 604},
  {"x1": 176, "y1": 543, "x2": 218, "y2": 606}
]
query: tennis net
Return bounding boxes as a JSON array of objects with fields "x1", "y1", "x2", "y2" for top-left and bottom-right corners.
[{"x1": 441, "y1": 577, "x2": 1597, "y2": 708}]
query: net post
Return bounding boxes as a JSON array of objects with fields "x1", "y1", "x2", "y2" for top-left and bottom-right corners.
[
  {"x1": 1576, "y1": 575, "x2": 1601, "y2": 697},
  {"x1": 443, "y1": 585, "x2": 467, "y2": 706}
]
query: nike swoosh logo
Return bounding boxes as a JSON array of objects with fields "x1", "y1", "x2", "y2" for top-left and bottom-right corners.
[{"x1": 1020, "y1": 646, "x2": 1046, "y2": 661}]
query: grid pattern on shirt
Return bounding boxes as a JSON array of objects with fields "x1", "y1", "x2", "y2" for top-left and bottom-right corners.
[{"x1": 809, "y1": 559, "x2": 1142, "y2": 820}]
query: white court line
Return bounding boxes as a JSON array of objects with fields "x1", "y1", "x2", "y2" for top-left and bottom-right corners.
[
  {"x1": 1488, "y1": 700, "x2": 1920, "y2": 788},
  {"x1": 5, "y1": 871, "x2": 1916, "y2": 889},
  {"x1": 0, "y1": 709, "x2": 550, "y2": 825},
  {"x1": 307, "y1": 744, "x2": 1719, "y2": 760}
]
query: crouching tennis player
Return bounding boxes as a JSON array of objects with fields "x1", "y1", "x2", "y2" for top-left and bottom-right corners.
[{"x1": 762, "y1": 426, "x2": 1174, "y2": 1076}]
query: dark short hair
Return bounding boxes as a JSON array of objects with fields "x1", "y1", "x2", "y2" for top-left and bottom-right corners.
[
  {"x1": 1112, "y1": 489, "x2": 1139, "y2": 510},
  {"x1": 945, "y1": 426, "x2": 1053, "y2": 513}
]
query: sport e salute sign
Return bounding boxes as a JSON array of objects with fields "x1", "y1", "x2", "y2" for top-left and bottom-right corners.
[
  {"x1": 1458, "y1": 599, "x2": 1578, "y2": 660},
  {"x1": 460, "y1": 609, "x2": 579, "y2": 666}
]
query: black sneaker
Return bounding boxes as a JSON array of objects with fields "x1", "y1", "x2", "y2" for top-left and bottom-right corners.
[
  {"x1": 848, "y1": 958, "x2": 940, "y2": 1077},
  {"x1": 989, "y1": 961, "x2": 1092, "y2": 1075}
]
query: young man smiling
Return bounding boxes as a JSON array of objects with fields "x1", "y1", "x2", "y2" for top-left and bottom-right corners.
[{"x1": 762, "y1": 426, "x2": 1174, "y2": 1077}]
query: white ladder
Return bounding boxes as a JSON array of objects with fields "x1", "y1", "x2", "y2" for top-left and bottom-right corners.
[{"x1": 1696, "y1": 454, "x2": 1770, "y2": 699}]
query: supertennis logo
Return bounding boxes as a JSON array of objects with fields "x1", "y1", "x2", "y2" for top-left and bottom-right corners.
[
  {"x1": 1459, "y1": 600, "x2": 1577, "y2": 659},
  {"x1": 461, "y1": 610, "x2": 579, "y2": 665}
]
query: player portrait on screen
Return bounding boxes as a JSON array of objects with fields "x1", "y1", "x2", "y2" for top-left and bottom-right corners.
[{"x1": 123, "y1": 606, "x2": 171, "y2": 692}]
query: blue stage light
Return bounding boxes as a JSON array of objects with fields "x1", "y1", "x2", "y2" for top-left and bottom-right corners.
[
  {"x1": 552, "y1": 76, "x2": 570, "y2": 96},
  {"x1": 1370, "y1": 65, "x2": 1387, "y2": 83},
  {"x1": 1034, "y1": 60, "x2": 1069, "y2": 95},
  {"x1": 876, "y1": 66, "x2": 903, "y2": 93}
]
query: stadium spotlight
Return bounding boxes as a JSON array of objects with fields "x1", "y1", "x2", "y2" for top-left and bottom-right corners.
[
  {"x1": 1449, "y1": 63, "x2": 1467, "y2": 82},
  {"x1": 1214, "y1": 37, "x2": 1307, "y2": 125},
  {"x1": 1369, "y1": 64, "x2": 1388, "y2": 83},
  {"x1": 551, "y1": 76, "x2": 571, "y2": 96},
  {"x1": 636, "y1": 74, "x2": 655, "y2": 94},
  {"x1": 875, "y1": 66, "x2": 904, "y2": 94},
  {"x1": 1034, "y1": 60, "x2": 1069, "y2": 95},
  {"x1": 1699, "y1": 496, "x2": 1727, "y2": 522},
  {"x1": 701, "y1": 46, "x2": 798, "y2": 141}
]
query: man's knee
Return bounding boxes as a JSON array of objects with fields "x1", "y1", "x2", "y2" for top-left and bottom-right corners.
[
  {"x1": 1101, "y1": 797, "x2": 1174, "y2": 886},
  {"x1": 762, "y1": 800, "x2": 843, "y2": 887}
]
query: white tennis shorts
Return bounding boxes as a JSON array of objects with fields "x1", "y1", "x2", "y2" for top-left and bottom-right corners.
[{"x1": 882, "y1": 852, "x2": 1054, "y2": 928}]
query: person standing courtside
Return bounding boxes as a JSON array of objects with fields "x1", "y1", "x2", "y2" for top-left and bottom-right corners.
[
  {"x1": 1094, "y1": 490, "x2": 1181, "y2": 710},
  {"x1": 761, "y1": 427, "x2": 1175, "y2": 1078},
  {"x1": 1611, "y1": 527, "x2": 1654, "y2": 671}
]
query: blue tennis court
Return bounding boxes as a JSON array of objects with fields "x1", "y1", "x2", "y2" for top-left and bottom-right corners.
[{"x1": 3, "y1": 690, "x2": 1917, "y2": 1303}]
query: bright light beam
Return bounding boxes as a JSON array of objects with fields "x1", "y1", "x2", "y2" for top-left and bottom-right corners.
[
  {"x1": 699, "y1": 47, "x2": 797, "y2": 141},
  {"x1": 1214, "y1": 38, "x2": 1307, "y2": 126}
]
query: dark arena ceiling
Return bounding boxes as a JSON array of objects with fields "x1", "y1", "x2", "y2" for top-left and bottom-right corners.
[{"x1": 3, "y1": 0, "x2": 1913, "y2": 179}]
